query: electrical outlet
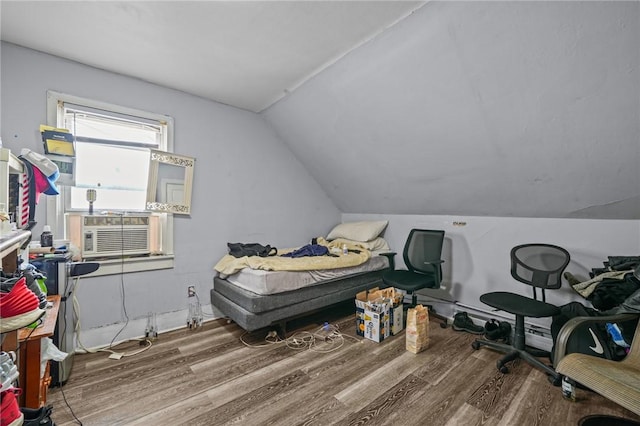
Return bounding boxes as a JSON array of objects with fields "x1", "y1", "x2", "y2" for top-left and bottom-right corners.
[{"x1": 187, "y1": 285, "x2": 196, "y2": 297}]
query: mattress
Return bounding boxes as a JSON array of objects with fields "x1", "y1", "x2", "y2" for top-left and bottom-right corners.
[
  {"x1": 223, "y1": 254, "x2": 389, "y2": 296},
  {"x1": 212, "y1": 268, "x2": 386, "y2": 331},
  {"x1": 214, "y1": 264, "x2": 387, "y2": 314}
]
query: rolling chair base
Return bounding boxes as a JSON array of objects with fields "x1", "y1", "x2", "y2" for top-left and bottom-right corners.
[{"x1": 472, "y1": 338, "x2": 560, "y2": 383}]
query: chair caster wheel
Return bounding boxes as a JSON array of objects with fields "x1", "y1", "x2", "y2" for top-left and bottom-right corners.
[
  {"x1": 498, "y1": 363, "x2": 509, "y2": 374},
  {"x1": 471, "y1": 341, "x2": 480, "y2": 350},
  {"x1": 548, "y1": 374, "x2": 562, "y2": 387},
  {"x1": 440, "y1": 322, "x2": 448, "y2": 329}
]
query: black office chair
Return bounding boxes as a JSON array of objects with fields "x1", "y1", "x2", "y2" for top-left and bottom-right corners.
[
  {"x1": 381, "y1": 229, "x2": 446, "y2": 318},
  {"x1": 472, "y1": 243, "x2": 570, "y2": 381}
]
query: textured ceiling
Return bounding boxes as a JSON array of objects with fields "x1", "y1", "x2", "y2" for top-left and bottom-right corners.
[{"x1": 0, "y1": 1, "x2": 424, "y2": 112}]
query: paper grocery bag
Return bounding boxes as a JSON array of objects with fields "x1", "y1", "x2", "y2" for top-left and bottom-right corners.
[{"x1": 406, "y1": 304, "x2": 429, "y2": 353}]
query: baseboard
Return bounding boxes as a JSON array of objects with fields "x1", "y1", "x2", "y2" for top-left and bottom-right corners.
[
  {"x1": 450, "y1": 303, "x2": 554, "y2": 352},
  {"x1": 74, "y1": 308, "x2": 215, "y2": 352}
]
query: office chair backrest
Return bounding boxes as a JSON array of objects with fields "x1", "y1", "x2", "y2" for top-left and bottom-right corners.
[
  {"x1": 510, "y1": 244, "x2": 570, "y2": 300},
  {"x1": 403, "y1": 229, "x2": 445, "y2": 277}
]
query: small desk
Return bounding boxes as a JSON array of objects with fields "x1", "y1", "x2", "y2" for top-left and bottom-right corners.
[{"x1": 18, "y1": 295, "x2": 60, "y2": 408}]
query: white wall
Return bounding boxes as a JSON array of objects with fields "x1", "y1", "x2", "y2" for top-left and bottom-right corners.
[
  {"x1": 344, "y1": 213, "x2": 640, "y2": 330},
  {"x1": 265, "y1": 1, "x2": 640, "y2": 219},
  {"x1": 1, "y1": 42, "x2": 340, "y2": 348}
]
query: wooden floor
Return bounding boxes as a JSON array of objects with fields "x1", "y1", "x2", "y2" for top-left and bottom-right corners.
[{"x1": 47, "y1": 303, "x2": 640, "y2": 426}]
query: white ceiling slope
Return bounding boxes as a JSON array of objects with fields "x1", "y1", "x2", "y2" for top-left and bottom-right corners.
[
  {"x1": 2, "y1": 1, "x2": 639, "y2": 220},
  {"x1": 264, "y1": 1, "x2": 640, "y2": 220},
  {"x1": 0, "y1": 1, "x2": 424, "y2": 112}
]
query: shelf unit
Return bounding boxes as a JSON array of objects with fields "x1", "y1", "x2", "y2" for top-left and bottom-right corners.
[
  {"x1": 0, "y1": 147, "x2": 24, "y2": 208},
  {"x1": 0, "y1": 147, "x2": 52, "y2": 409},
  {"x1": 0, "y1": 147, "x2": 30, "y2": 272}
]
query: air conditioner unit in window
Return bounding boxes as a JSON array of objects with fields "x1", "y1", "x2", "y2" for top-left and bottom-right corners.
[{"x1": 79, "y1": 215, "x2": 150, "y2": 258}]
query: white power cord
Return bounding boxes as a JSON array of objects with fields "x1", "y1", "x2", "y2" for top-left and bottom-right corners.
[
  {"x1": 72, "y1": 279, "x2": 152, "y2": 359},
  {"x1": 240, "y1": 322, "x2": 360, "y2": 353}
]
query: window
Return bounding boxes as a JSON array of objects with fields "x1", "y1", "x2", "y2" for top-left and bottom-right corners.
[
  {"x1": 46, "y1": 91, "x2": 175, "y2": 275},
  {"x1": 65, "y1": 106, "x2": 163, "y2": 211}
]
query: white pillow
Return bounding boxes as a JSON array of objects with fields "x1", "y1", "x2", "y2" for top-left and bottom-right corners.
[
  {"x1": 326, "y1": 220, "x2": 388, "y2": 242},
  {"x1": 331, "y1": 237, "x2": 390, "y2": 252}
]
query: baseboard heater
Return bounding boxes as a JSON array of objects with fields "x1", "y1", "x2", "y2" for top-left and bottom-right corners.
[{"x1": 453, "y1": 302, "x2": 553, "y2": 351}]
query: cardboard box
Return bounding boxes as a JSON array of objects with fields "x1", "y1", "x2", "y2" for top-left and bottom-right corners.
[
  {"x1": 390, "y1": 303, "x2": 404, "y2": 335},
  {"x1": 364, "y1": 308, "x2": 389, "y2": 342},
  {"x1": 355, "y1": 287, "x2": 378, "y2": 337},
  {"x1": 355, "y1": 287, "x2": 403, "y2": 341}
]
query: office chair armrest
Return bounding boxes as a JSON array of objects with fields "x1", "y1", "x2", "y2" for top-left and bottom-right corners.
[
  {"x1": 379, "y1": 252, "x2": 397, "y2": 270},
  {"x1": 552, "y1": 313, "x2": 639, "y2": 368},
  {"x1": 424, "y1": 259, "x2": 444, "y2": 285}
]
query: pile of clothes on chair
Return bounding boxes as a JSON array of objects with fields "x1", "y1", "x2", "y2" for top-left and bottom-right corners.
[
  {"x1": 553, "y1": 256, "x2": 640, "y2": 361},
  {"x1": 565, "y1": 256, "x2": 640, "y2": 313}
]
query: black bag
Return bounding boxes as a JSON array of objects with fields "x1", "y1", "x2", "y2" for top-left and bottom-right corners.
[
  {"x1": 227, "y1": 242, "x2": 277, "y2": 258},
  {"x1": 551, "y1": 302, "x2": 627, "y2": 362}
]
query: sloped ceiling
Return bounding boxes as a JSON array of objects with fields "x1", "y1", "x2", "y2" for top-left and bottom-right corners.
[
  {"x1": 264, "y1": 1, "x2": 640, "y2": 219},
  {"x1": 1, "y1": 1, "x2": 639, "y2": 220},
  {"x1": 0, "y1": 1, "x2": 424, "y2": 112}
]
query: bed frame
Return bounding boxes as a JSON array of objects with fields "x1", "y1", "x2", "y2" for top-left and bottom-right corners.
[{"x1": 211, "y1": 268, "x2": 387, "y2": 335}]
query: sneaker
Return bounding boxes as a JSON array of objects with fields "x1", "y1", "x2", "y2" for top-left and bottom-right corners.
[
  {"x1": 484, "y1": 319, "x2": 499, "y2": 335},
  {"x1": 485, "y1": 320, "x2": 512, "y2": 343},
  {"x1": 1, "y1": 388, "x2": 24, "y2": 426},
  {"x1": 452, "y1": 312, "x2": 485, "y2": 334},
  {"x1": 21, "y1": 405, "x2": 56, "y2": 426},
  {"x1": 0, "y1": 352, "x2": 18, "y2": 392},
  {"x1": 23, "y1": 272, "x2": 48, "y2": 310},
  {"x1": 0, "y1": 277, "x2": 45, "y2": 333}
]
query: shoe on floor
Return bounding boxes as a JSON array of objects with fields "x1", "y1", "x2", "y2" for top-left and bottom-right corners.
[
  {"x1": 1, "y1": 388, "x2": 24, "y2": 426},
  {"x1": 485, "y1": 320, "x2": 511, "y2": 342},
  {"x1": 452, "y1": 312, "x2": 485, "y2": 334},
  {"x1": 484, "y1": 319, "x2": 499, "y2": 335},
  {"x1": 0, "y1": 277, "x2": 45, "y2": 333},
  {"x1": 21, "y1": 404, "x2": 56, "y2": 426}
]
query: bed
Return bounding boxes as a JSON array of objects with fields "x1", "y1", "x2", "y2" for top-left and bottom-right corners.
[{"x1": 210, "y1": 221, "x2": 391, "y2": 334}]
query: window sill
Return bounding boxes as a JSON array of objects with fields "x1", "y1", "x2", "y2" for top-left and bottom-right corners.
[{"x1": 80, "y1": 255, "x2": 174, "y2": 277}]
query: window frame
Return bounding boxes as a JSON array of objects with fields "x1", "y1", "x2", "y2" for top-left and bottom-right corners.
[{"x1": 45, "y1": 90, "x2": 175, "y2": 276}]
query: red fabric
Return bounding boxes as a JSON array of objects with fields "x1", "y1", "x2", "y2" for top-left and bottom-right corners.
[
  {"x1": 0, "y1": 277, "x2": 39, "y2": 318},
  {"x1": 32, "y1": 167, "x2": 51, "y2": 204},
  {"x1": 0, "y1": 389, "x2": 23, "y2": 426}
]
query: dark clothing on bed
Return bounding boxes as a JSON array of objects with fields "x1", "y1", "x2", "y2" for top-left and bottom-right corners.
[{"x1": 281, "y1": 244, "x2": 329, "y2": 258}]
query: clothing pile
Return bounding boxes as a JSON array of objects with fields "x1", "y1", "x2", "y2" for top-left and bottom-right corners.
[
  {"x1": 552, "y1": 256, "x2": 640, "y2": 362},
  {"x1": 565, "y1": 256, "x2": 640, "y2": 312}
]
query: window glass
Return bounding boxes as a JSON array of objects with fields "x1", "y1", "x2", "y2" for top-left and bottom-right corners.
[
  {"x1": 69, "y1": 144, "x2": 149, "y2": 210},
  {"x1": 60, "y1": 105, "x2": 165, "y2": 211},
  {"x1": 46, "y1": 91, "x2": 175, "y2": 271}
]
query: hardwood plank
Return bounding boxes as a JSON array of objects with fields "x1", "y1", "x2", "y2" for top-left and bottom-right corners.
[
  {"x1": 334, "y1": 349, "x2": 431, "y2": 411},
  {"x1": 344, "y1": 374, "x2": 432, "y2": 426},
  {"x1": 191, "y1": 370, "x2": 311, "y2": 425},
  {"x1": 126, "y1": 393, "x2": 216, "y2": 426},
  {"x1": 46, "y1": 308, "x2": 640, "y2": 426}
]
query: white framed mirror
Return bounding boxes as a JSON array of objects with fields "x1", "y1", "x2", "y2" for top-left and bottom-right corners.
[{"x1": 146, "y1": 150, "x2": 195, "y2": 215}]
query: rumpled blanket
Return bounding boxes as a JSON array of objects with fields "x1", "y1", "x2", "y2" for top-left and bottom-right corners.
[{"x1": 214, "y1": 237, "x2": 371, "y2": 277}]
